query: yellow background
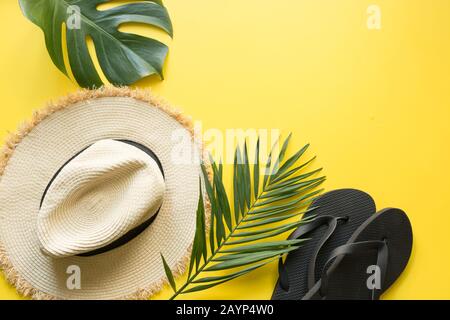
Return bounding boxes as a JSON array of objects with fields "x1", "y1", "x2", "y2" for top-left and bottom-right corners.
[{"x1": 1, "y1": 0, "x2": 449, "y2": 299}]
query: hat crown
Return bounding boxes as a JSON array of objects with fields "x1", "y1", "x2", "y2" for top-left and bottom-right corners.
[{"x1": 37, "y1": 139, "x2": 165, "y2": 258}]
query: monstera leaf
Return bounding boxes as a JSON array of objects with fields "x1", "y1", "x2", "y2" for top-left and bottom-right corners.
[{"x1": 19, "y1": 0, "x2": 173, "y2": 88}]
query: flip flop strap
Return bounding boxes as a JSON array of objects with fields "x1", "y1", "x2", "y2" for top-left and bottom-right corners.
[
  {"x1": 318, "y1": 240, "x2": 389, "y2": 299},
  {"x1": 306, "y1": 215, "x2": 350, "y2": 289},
  {"x1": 278, "y1": 215, "x2": 346, "y2": 291}
]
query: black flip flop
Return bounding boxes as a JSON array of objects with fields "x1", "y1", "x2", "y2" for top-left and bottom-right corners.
[
  {"x1": 303, "y1": 208, "x2": 413, "y2": 300},
  {"x1": 272, "y1": 189, "x2": 376, "y2": 300}
]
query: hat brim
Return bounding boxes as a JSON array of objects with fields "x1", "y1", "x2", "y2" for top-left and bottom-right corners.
[{"x1": 0, "y1": 86, "x2": 210, "y2": 300}]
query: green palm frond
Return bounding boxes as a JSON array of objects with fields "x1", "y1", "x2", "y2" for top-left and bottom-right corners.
[{"x1": 161, "y1": 134, "x2": 324, "y2": 299}]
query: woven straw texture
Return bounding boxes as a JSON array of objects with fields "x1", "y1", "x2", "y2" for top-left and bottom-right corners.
[
  {"x1": 0, "y1": 86, "x2": 210, "y2": 300},
  {"x1": 38, "y1": 139, "x2": 166, "y2": 258}
]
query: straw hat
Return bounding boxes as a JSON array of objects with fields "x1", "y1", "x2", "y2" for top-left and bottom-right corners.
[{"x1": 0, "y1": 86, "x2": 210, "y2": 299}]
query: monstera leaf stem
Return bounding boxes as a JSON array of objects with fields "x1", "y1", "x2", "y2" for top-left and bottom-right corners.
[{"x1": 163, "y1": 135, "x2": 325, "y2": 299}]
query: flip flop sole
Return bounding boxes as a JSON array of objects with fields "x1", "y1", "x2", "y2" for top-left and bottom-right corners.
[
  {"x1": 272, "y1": 189, "x2": 376, "y2": 300},
  {"x1": 303, "y1": 208, "x2": 413, "y2": 300}
]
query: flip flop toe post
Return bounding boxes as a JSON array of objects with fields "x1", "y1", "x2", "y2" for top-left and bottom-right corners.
[
  {"x1": 304, "y1": 208, "x2": 413, "y2": 300},
  {"x1": 272, "y1": 189, "x2": 376, "y2": 300}
]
